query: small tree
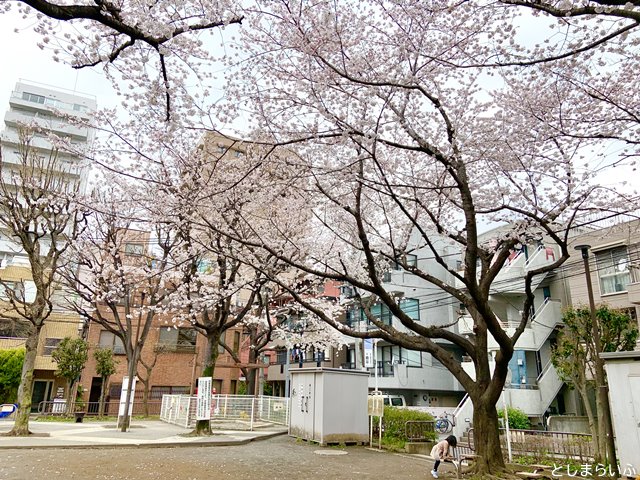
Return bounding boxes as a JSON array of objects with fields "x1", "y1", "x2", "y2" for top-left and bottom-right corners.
[
  {"x1": 0, "y1": 128, "x2": 88, "y2": 435},
  {"x1": 0, "y1": 348, "x2": 25, "y2": 403},
  {"x1": 137, "y1": 346, "x2": 168, "y2": 418},
  {"x1": 498, "y1": 406, "x2": 531, "y2": 430},
  {"x1": 51, "y1": 337, "x2": 89, "y2": 413},
  {"x1": 552, "y1": 305, "x2": 638, "y2": 462},
  {"x1": 93, "y1": 347, "x2": 117, "y2": 417}
]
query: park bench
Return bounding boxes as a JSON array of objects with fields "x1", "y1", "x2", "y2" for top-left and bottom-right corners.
[{"x1": 453, "y1": 453, "x2": 480, "y2": 478}]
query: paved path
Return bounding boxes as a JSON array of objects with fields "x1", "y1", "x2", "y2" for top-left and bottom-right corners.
[
  {"x1": 0, "y1": 420, "x2": 454, "y2": 480},
  {"x1": 0, "y1": 419, "x2": 287, "y2": 449}
]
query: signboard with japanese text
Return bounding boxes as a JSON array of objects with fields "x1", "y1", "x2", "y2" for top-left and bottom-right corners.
[
  {"x1": 118, "y1": 376, "x2": 137, "y2": 417},
  {"x1": 196, "y1": 376, "x2": 212, "y2": 420}
]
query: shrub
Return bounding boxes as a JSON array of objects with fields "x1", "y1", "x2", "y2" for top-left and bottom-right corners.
[
  {"x1": 374, "y1": 406, "x2": 436, "y2": 450},
  {"x1": 0, "y1": 348, "x2": 25, "y2": 403},
  {"x1": 498, "y1": 406, "x2": 531, "y2": 430}
]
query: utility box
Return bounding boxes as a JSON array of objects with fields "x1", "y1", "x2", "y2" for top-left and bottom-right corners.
[{"x1": 289, "y1": 367, "x2": 369, "y2": 445}]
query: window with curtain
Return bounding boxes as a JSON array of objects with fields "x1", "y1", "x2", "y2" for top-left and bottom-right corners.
[{"x1": 595, "y1": 246, "x2": 630, "y2": 295}]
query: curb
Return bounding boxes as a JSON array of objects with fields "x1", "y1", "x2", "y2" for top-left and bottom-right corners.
[{"x1": 0, "y1": 429, "x2": 287, "y2": 450}]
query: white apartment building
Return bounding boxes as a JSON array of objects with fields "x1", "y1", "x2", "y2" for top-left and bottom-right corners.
[
  {"x1": 454, "y1": 227, "x2": 580, "y2": 436},
  {"x1": 0, "y1": 81, "x2": 96, "y2": 409},
  {"x1": 341, "y1": 229, "x2": 467, "y2": 408},
  {"x1": 0, "y1": 80, "x2": 96, "y2": 280}
]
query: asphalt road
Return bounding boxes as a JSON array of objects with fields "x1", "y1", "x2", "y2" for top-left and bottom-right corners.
[{"x1": 0, "y1": 435, "x2": 446, "y2": 480}]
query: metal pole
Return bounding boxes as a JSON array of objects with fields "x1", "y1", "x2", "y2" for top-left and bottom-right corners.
[
  {"x1": 502, "y1": 391, "x2": 512, "y2": 463},
  {"x1": 576, "y1": 245, "x2": 619, "y2": 475},
  {"x1": 189, "y1": 347, "x2": 198, "y2": 396},
  {"x1": 284, "y1": 348, "x2": 291, "y2": 398},
  {"x1": 374, "y1": 339, "x2": 379, "y2": 392}
]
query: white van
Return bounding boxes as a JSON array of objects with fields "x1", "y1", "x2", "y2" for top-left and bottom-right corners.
[{"x1": 370, "y1": 391, "x2": 407, "y2": 407}]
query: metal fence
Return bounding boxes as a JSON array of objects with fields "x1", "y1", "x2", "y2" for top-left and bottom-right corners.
[
  {"x1": 405, "y1": 420, "x2": 436, "y2": 442},
  {"x1": 466, "y1": 428, "x2": 595, "y2": 463},
  {"x1": 160, "y1": 395, "x2": 289, "y2": 430},
  {"x1": 38, "y1": 400, "x2": 163, "y2": 416}
]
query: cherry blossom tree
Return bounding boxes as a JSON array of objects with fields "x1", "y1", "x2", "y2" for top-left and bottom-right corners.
[
  {"x1": 211, "y1": 1, "x2": 639, "y2": 473},
  {"x1": 63, "y1": 184, "x2": 185, "y2": 432},
  {"x1": 0, "y1": 128, "x2": 88, "y2": 436},
  {"x1": 5, "y1": 0, "x2": 640, "y2": 471},
  {"x1": 3, "y1": 0, "x2": 243, "y2": 120}
]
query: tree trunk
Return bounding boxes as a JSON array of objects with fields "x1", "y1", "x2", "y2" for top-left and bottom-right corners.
[
  {"x1": 245, "y1": 328, "x2": 258, "y2": 397},
  {"x1": 98, "y1": 377, "x2": 108, "y2": 417},
  {"x1": 577, "y1": 385, "x2": 601, "y2": 463},
  {"x1": 9, "y1": 325, "x2": 41, "y2": 436},
  {"x1": 471, "y1": 396, "x2": 506, "y2": 475},
  {"x1": 142, "y1": 376, "x2": 150, "y2": 418},
  {"x1": 118, "y1": 350, "x2": 138, "y2": 432},
  {"x1": 595, "y1": 389, "x2": 607, "y2": 462}
]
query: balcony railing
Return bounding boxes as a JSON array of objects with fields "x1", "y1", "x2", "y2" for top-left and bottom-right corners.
[
  {"x1": 154, "y1": 343, "x2": 196, "y2": 353},
  {"x1": 341, "y1": 360, "x2": 395, "y2": 377}
]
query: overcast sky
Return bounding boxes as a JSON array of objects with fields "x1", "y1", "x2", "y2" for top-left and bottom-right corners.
[
  {"x1": 0, "y1": 11, "x2": 117, "y2": 112},
  {"x1": 0, "y1": 7, "x2": 635, "y2": 199}
]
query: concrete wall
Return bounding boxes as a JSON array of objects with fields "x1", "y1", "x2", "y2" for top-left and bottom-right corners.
[
  {"x1": 602, "y1": 352, "x2": 640, "y2": 479},
  {"x1": 547, "y1": 415, "x2": 591, "y2": 434}
]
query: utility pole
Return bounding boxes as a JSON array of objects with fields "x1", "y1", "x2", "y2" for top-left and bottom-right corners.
[{"x1": 575, "y1": 245, "x2": 618, "y2": 475}]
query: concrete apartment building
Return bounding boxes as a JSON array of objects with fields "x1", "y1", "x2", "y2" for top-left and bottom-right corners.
[
  {"x1": 0, "y1": 80, "x2": 96, "y2": 410},
  {"x1": 567, "y1": 219, "x2": 640, "y2": 473},
  {"x1": 336, "y1": 230, "x2": 467, "y2": 408}
]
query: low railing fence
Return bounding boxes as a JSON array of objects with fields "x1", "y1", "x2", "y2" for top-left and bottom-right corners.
[
  {"x1": 405, "y1": 420, "x2": 435, "y2": 442},
  {"x1": 38, "y1": 400, "x2": 163, "y2": 416},
  {"x1": 160, "y1": 394, "x2": 289, "y2": 430},
  {"x1": 467, "y1": 428, "x2": 594, "y2": 463}
]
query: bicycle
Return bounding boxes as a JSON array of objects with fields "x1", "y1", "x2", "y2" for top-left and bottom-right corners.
[{"x1": 434, "y1": 411, "x2": 456, "y2": 434}]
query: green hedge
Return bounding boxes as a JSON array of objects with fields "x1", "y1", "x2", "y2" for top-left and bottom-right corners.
[
  {"x1": 498, "y1": 406, "x2": 531, "y2": 430},
  {"x1": 374, "y1": 406, "x2": 436, "y2": 449}
]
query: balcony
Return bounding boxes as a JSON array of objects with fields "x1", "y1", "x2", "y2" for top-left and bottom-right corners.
[
  {"x1": 455, "y1": 246, "x2": 559, "y2": 294},
  {"x1": 4, "y1": 110, "x2": 91, "y2": 141},
  {"x1": 459, "y1": 299, "x2": 562, "y2": 351},
  {"x1": 341, "y1": 360, "x2": 395, "y2": 377}
]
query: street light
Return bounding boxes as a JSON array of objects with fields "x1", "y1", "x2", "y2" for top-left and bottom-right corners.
[{"x1": 574, "y1": 245, "x2": 618, "y2": 475}]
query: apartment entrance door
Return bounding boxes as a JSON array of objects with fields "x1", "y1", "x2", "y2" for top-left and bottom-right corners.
[{"x1": 32, "y1": 380, "x2": 53, "y2": 413}]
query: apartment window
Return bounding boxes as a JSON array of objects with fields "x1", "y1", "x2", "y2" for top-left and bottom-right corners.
[
  {"x1": 275, "y1": 349, "x2": 288, "y2": 365},
  {"x1": 392, "y1": 254, "x2": 418, "y2": 270},
  {"x1": 150, "y1": 386, "x2": 189, "y2": 399},
  {"x1": 158, "y1": 327, "x2": 197, "y2": 352},
  {"x1": 22, "y1": 92, "x2": 45, "y2": 104},
  {"x1": 400, "y1": 298, "x2": 420, "y2": 321},
  {"x1": 233, "y1": 331, "x2": 241, "y2": 354},
  {"x1": 99, "y1": 330, "x2": 126, "y2": 355},
  {"x1": 124, "y1": 243, "x2": 144, "y2": 256},
  {"x1": 595, "y1": 246, "x2": 631, "y2": 295},
  {"x1": 43, "y1": 338, "x2": 62, "y2": 356},
  {"x1": 0, "y1": 281, "x2": 24, "y2": 300},
  {"x1": 369, "y1": 303, "x2": 392, "y2": 325}
]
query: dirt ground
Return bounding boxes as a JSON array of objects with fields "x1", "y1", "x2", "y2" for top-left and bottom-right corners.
[{"x1": 0, "y1": 435, "x2": 450, "y2": 480}]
